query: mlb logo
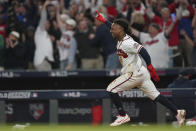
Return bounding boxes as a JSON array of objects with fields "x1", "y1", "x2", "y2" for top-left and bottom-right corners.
[{"x1": 29, "y1": 103, "x2": 44, "y2": 120}]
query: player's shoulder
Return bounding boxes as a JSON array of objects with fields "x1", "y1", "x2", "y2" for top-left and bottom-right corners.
[
  {"x1": 123, "y1": 36, "x2": 138, "y2": 46},
  {"x1": 122, "y1": 35, "x2": 133, "y2": 44}
]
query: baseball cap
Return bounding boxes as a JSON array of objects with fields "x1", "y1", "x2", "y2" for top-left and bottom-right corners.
[
  {"x1": 60, "y1": 14, "x2": 70, "y2": 23},
  {"x1": 65, "y1": 19, "x2": 76, "y2": 28},
  {"x1": 10, "y1": 31, "x2": 20, "y2": 39}
]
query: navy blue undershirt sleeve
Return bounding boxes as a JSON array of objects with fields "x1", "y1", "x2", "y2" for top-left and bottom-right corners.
[
  {"x1": 105, "y1": 20, "x2": 112, "y2": 29},
  {"x1": 139, "y1": 47, "x2": 151, "y2": 65}
]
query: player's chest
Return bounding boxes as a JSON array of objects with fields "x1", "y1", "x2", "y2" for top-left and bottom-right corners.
[{"x1": 117, "y1": 43, "x2": 128, "y2": 58}]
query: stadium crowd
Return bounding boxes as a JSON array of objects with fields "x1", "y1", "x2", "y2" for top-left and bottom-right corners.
[{"x1": 0, "y1": 0, "x2": 196, "y2": 70}]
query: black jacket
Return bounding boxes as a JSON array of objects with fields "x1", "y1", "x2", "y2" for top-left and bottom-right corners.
[{"x1": 4, "y1": 42, "x2": 25, "y2": 69}]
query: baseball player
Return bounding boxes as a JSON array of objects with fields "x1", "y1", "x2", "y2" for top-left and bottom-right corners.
[{"x1": 95, "y1": 11, "x2": 186, "y2": 127}]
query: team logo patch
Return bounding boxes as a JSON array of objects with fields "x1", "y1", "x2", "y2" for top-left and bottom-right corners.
[
  {"x1": 117, "y1": 49, "x2": 128, "y2": 58},
  {"x1": 29, "y1": 103, "x2": 44, "y2": 120}
]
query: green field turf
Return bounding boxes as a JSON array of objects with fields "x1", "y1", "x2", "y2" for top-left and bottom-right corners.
[{"x1": 1, "y1": 124, "x2": 196, "y2": 131}]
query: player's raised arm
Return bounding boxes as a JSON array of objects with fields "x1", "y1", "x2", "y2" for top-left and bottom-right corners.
[
  {"x1": 95, "y1": 11, "x2": 112, "y2": 29},
  {"x1": 130, "y1": 27, "x2": 140, "y2": 38},
  {"x1": 139, "y1": 47, "x2": 160, "y2": 82}
]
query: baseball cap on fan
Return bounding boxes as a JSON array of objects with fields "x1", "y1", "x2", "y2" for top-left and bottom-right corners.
[
  {"x1": 65, "y1": 19, "x2": 76, "y2": 28},
  {"x1": 60, "y1": 14, "x2": 70, "y2": 23},
  {"x1": 10, "y1": 31, "x2": 20, "y2": 39}
]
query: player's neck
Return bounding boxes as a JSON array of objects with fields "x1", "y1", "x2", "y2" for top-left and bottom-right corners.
[{"x1": 118, "y1": 33, "x2": 126, "y2": 41}]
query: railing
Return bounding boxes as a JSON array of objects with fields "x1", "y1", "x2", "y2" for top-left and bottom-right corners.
[
  {"x1": 0, "y1": 88, "x2": 195, "y2": 124},
  {"x1": 0, "y1": 68, "x2": 196, "y2": 78}
]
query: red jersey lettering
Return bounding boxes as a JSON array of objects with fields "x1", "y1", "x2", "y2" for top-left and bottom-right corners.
[
  {"x1": 145, "y1": 39, "x2": 159, "y2": 45},
  {"x1": 117, "y1": 49, "x2": 128, "y2": 58}
]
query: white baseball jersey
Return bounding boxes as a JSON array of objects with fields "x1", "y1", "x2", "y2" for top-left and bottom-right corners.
[
  {"x1": 139, "y1": 32, "x2": 169, "y2": 68},
  {"x1": 107, "y1": 34, "x2": 160, "y2": 100},
  {"x1": 116, "y1": 34, "x2": 143, "y2": 74}
]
